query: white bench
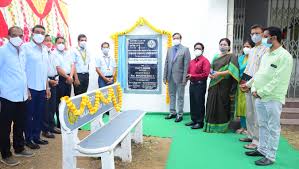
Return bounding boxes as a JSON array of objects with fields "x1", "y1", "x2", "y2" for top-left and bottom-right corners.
[{"x1": 59, "y1": 84, "x2": 146, "y2": 169}]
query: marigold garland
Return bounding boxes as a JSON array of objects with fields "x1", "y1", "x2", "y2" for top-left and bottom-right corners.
[{"x1": 61, "y1": 84, "x2": 123, "y2": 124}]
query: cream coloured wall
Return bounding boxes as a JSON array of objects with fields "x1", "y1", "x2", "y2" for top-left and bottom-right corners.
[{"x1": 68, "y1": 0, "x2": 229, "y2": 112}]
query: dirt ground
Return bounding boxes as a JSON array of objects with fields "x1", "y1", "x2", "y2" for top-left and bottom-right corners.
[
  {"x1": 281, "y1": 125, "x2": 299, "y2": 150},
  {"x1": 0, "y1": 125, "x2": 298, "y2": 169},
  {"x1": 0, "y1": 131, "x2": 171, "y2": 169}
]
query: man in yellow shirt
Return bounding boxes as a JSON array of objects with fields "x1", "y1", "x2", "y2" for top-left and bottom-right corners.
[{"x1": 245, "y1": 27, "x2": 293, "y2": 166}]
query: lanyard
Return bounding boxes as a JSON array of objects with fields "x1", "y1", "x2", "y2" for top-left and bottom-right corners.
[
  {"x1": 77, "y1": 47, "x2": 87, "y2": 65},
  {"x1": 103, "y1": 56, "x2": 111, "y2": 71}
]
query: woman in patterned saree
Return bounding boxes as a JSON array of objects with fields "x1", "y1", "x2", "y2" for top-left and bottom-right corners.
[{"x1": 204, "y1": 38, "x2": 240, "y2": 133}]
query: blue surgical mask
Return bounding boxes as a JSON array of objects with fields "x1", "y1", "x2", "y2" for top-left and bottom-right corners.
[
  {"x1": 251, "y1": 34, "x2": 262, "y2": 44},
  {"x1": 102, "y1": 48, "x2": 109, "y2": 55},
  {"x1": 262, "y1": 38, "x2": 272, "y2": 48}
]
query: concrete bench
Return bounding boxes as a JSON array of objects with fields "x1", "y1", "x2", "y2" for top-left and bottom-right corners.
[{"x1": 59, "y1": 84, "x2": 146, "y2": 169}]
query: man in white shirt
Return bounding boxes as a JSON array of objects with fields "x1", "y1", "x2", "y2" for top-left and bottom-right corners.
[
  {"x1": 42, "y1": 35, "x2": 60, "y2": 138},
  {"x1": 72, "y1": 34, "x2": 90, "y2": 95},
  {"x1": 0, "y1": 26, "x2": 34, "y2": 166},
  {"x1": 239, "y1": 25, "x2": 269, "y2": 150},
  {"x1": 55, "y1": 36, "x2": 75, "y2": 128},
  {"x1": 22, "y1": 25, "x2": 51, "y2": 150},
  {"x1": 96, "y1": 42, "x2": 116, "y2": 88}
]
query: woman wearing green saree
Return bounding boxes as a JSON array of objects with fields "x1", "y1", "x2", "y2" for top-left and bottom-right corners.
[
  {"x1": 204, "y1": 38, "x2": 240, "y2": 133},
  {"x1": 235, "y1": 40, "x2": 255, "y2": 134}
]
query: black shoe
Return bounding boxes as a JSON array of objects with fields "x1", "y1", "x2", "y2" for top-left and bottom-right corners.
[
  {"x1": 245, "y1": 150, "x2": 264, "y2": 157},
  {"x1": 185, "y1": 121, "x2": 196, "y2": 126},
  {"x1": 42, "y1": 131, "x2": 55, "y2": 139},
  {"x1": 33, "y1": 139, "x2": 49, "y2": 145},
  {"x1": 52, "y1": 127, "x2": 61, "y2": 134},
  {"x1": 191, "y1": 123, "x2": 204, "y2": 129},
  {"x1": 175, "y1": 116, "x2": 183, "y2": 122},
  {"x1": 25, "y1": 141, "x2": 40, "y2": 149},
  {"x1": 165, "y1": 114, "x2": 176, "y2": 120},
  {"x1": 255, "y1": 157, "x2": 274, "y2": 166},
  {"x1": 239, "y1": 137, "x2": 252, "y2": 142}
]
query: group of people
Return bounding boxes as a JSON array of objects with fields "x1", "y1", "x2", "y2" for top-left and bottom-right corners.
[
  {"x1": 0, "y1": 23, "x2": 293, "y2": 167},
  {"x1": 0, "y1": 25, "x2": 116, "y2": 166},
  {"x1": 163, "y1": 25, "x2": 293, "y2": 166}
]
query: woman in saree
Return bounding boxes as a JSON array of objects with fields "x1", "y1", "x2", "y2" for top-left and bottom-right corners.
[
  {"x1": 235, "y1": 40, "x2": 255, "y2": 134},
  {"x1": 204, "y1": 38, "x2": 240, "y2": 133}
]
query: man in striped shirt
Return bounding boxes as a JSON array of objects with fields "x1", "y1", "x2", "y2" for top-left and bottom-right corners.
[{"x1": 240, "y1": 24, "x2": 269, "y2": 150}]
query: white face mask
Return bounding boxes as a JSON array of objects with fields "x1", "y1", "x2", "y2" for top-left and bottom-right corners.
[
  {"x1": 33, "y1": 34, "x2": 45, "y2": 44},
  {"x1": 173, "y1": 39, "x2": 181, "y2": 46},
  {"x1": 9, "y1": 37, "x2": 23, "y2": 47},
  {"x1": 79, "y1": 41, "x2": 86, "y2": 49},
  {"x1": 57, "y1": 44, "x2": 65, "y2": 51},
  {"x1": 194, "y1": 49, "x2": 203, "y2": 57},
  {"x1": 102, "y1": 48, "x2": 109, "y2": 55},
  {"x1": 243, "y1": 47, "x2": 251, "y2": 55}
]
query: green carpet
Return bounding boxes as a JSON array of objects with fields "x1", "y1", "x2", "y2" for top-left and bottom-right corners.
[{"x1": 144, "y1": 113, "x2": 299, "y2": 169}]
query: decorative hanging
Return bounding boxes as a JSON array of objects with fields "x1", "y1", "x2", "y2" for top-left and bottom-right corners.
[{"x1": 0, "y1": 0, "x2": 71, "y2": 46}]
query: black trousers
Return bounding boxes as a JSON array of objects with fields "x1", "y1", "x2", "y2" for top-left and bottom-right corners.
[
  {"x1": 43, "y1": 81, "x2": 57, "y2": 132},
  {"x1": 0, "y1": 98, "x2": 26, "y2": 159},
  {"x1": 56, "y1": 76, "x2": 72, "y2": 128},
  {"x1": 189, "y1": 81, "x2": 207, "y2": 124},
  {"x1": 74, "y1": 73, "x2": 89, "y2": 95}
]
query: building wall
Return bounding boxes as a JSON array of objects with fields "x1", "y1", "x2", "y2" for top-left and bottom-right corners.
[{"x1": 68, "y1": 0, "x2": 229, "y2": 112}]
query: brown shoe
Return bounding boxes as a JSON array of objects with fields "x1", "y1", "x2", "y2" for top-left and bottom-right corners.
[
  {"x1": 52, "y1": 127, "x2": 61, "y2": 134},
  {"x1": 42, "y1": 131, "x2": 55, "y2": 138}
]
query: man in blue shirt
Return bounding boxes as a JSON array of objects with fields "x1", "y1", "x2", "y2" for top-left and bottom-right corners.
[
  {"x1": 96, "y1": 42, "x2": 116, "y2": 88},
  {"x1": 22, "y1": 25, "x2": 51, "y2": 149},
  {"x1": 73, "y1": 34, "x2": 90, "y2": 95},
  {"x1": 55, "y1": 36, "x2": 75, "y2": 128},
  {"x1": 0, "y1": 26, "x2": 34, "y2": 166}
]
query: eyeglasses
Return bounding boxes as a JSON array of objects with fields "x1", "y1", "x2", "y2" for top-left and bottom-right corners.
[
  {"x1": 10, "y1": 34, "x2": 23, "y2": 38},
  {"x1": 250, "y1": 33, "x2": 262, "y2": 36}
]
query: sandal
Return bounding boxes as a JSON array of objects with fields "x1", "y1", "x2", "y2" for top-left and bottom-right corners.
[
  {"x1": 241, "y1": 130, "x2": 248, "y2": 135},
  {"x1": 236, "y1": 128, "x2": 244, "y2": 134},
  {"x1": 244, "y1": 143, "x2": 257, "y2": 150}
]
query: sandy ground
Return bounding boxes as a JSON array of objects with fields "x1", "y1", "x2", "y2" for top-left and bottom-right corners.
[
  {"x1": 0, "y1": 125, "x2": 298, "y2": 169},
  {"x1": 0, "y1": 131, "x2": 171, "y2": 169},
  {"x1": 281, "y1": 125, "x2": 299, "y2": 150}
]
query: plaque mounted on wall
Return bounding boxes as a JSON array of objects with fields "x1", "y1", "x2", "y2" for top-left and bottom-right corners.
[{"x1": 125, "y1": 35, "x2": 162, "y2": 94}]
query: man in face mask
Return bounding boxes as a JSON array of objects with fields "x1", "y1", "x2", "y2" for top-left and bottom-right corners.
[
  {"x1": 239, "y1": 25, "x2": 269, "y2": 150},
  {"x1": 185, "y1": 42, "x2": 210, "y2": 129},
  {"x1": 42, "y1": 35, "x2": 60, "y2": 138},
  {"x1": 246, "y1": 27, "x2": 293, "y2": 166},
  {"x1": 72, "y1": 34, "x2": 90, "y2": 95},
  {"x1": 43, "y1": 35, "x2": 52, "y2": 52},
  {"x1": 96, "y1": 42, "x2": 116, "y2": 88},
  {"x1": 55, "y1": 36, "x2": 75, "y2": 129},
  {"x1": 163, "y1": 33, "x2": 191, "y2": 122},
  {"x1": 0, "y1": 26, "x2": 34, "y2": 166},
  {"x1": 22, "y1": 25, "x2": 51, "y2": 150}
]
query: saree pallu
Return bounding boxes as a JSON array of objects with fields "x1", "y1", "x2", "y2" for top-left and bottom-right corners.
[
  {"x1": 204, "y1": 53, "x2": 239, "y2": 133},
  {"x1": 235, "y1": 54, "x2": 248, "y2": 118}
]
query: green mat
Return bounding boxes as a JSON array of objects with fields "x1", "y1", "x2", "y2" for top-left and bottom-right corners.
[
  {"x1": 80, "y1": 113, "x2": 299, "y2": 169},
  {"x1": 144, "y1": 114, "x2": 299, "y2": 169}
]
